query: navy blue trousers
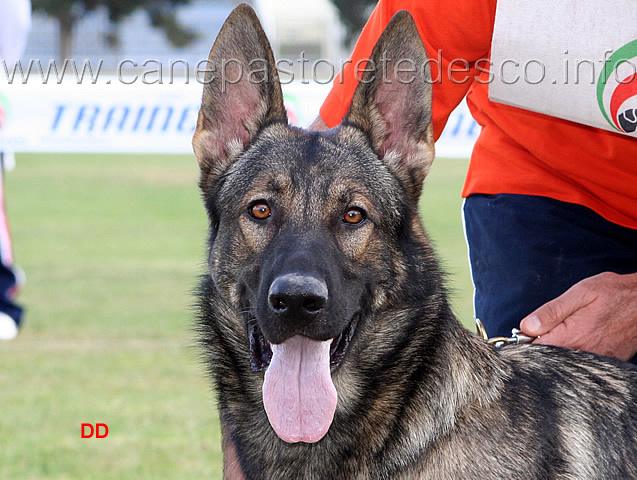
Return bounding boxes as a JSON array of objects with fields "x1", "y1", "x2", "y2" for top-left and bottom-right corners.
[{"x1": 463, "y1": 194, "x2": 637, "y2": 365}]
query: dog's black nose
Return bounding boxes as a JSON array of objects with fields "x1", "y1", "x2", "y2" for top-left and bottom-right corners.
[{"x1": 268, "y1": 274, "x2": 328, "y2": 321}]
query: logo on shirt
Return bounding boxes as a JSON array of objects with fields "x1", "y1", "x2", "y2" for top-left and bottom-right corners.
[{"x1": 597, "y1": 40, "x2": 637, "y2": 134}]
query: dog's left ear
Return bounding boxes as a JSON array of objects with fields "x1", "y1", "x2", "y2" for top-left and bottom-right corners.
[
  {"x1": 343, "y1": 11, "x2": 434, "y2": 200},
  {"x1": 193, "y1": 3, "x2": 287, "y2": 182}
]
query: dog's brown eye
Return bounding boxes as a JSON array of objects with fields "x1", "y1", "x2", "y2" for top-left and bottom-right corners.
[
  {"x1": 343, "y1": 208, "x2": 366, "y2": 225},
  {"x1": 249, "y1": 201, "x2": 271, "y2": 220}
]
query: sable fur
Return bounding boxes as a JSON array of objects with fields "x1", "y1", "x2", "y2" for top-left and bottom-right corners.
[{"x1": 193, "y1": 4, "x2": 637, "y2": 479}]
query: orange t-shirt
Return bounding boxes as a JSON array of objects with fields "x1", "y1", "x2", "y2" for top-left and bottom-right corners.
[{"x1": 319, "y1": 0, "x2": 637, "y2": 229}]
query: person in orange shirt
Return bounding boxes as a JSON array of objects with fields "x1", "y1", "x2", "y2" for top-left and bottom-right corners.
[{"x1": 311, "y1": 0, "x2": 637, "y2": 363}]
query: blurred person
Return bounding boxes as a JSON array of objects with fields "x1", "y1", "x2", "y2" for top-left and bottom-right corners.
[
  {"x1": 311, "y1": 0, "x2": 637, "y2": 364},
  {"x1": 0, "y1": 0, "x2": 31, "y2": 340}
]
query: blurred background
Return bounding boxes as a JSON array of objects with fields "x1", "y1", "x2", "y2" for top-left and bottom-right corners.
[
  {"x1": 25, "y1": 0, "x2": 350, "y2": 74},
  {"x1": 0, "y1": 1, "x2": 475, "y2": 478}
]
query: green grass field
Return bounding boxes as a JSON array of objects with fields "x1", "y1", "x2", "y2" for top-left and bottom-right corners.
[{"x1": 0, "y1": 153, "x2": 472, "y2": 479}]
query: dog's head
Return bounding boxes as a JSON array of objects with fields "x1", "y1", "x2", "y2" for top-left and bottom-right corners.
[{"x1": 194, "y1": 4, "x2": 433, "y2": 444}]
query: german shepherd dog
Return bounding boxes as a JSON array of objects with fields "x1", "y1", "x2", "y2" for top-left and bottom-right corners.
[{"x1": 193, "y1": 4, "x2": 637, "y2": 479}]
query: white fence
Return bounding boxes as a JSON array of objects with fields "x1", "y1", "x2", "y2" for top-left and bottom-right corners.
[{"x1": 0, "y1": 78, "x2": 479, "y2": 158}]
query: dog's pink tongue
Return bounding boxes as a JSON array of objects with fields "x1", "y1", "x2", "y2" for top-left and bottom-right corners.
[{"x1": 262, "y1": 335, "x2": 337, "y2": 443}]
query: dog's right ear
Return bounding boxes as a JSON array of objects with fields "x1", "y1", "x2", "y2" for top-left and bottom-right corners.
[{"x1": 192, "y1": 4, "x2": 287, "y2": 182}]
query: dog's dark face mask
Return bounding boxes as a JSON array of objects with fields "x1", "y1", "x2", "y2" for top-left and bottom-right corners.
[{"x1": 193, "y1": 4, "x2": 434, "y2": 444}]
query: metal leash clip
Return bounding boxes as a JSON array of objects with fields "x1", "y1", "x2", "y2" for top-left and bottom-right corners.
[{"x1": 475, "y1": 318, "x2": 536, "y2": 350}]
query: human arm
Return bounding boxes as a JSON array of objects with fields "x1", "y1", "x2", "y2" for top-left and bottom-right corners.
[
  {"x1": 222, "y1": 425, "x2": 246, "y2": 480},
  {"x1": 519, "y1": 272, "x2": 637, "y2": 361},
  {"x1": 317, "y1": 0, "x2": 496, "y2": 134},
  {"x1": 309, "y1": 116, "x2": 330, "y2": 131}
]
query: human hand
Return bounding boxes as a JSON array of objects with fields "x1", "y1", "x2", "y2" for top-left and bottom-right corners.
[{"x1": 519, "y1": 272, "x2": 637, "y2": 361}]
